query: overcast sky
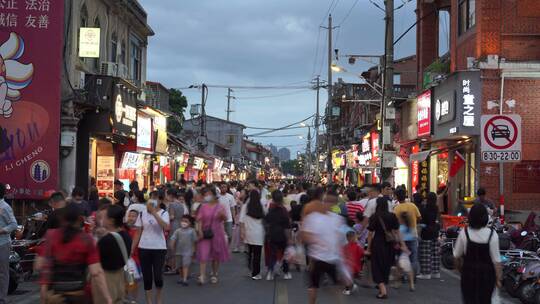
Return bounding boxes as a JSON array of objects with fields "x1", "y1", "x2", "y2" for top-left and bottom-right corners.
[{"x1": 139, "y1": 0, "x2": 418, "y2": 156}]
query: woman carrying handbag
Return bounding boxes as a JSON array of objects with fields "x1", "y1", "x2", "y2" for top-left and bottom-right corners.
[
  {"x1": 365, "y1": 197, "x2": 408, "y2": 299},
  {"x1": 196, "y1": 186, "x2": 230, "y2": 285}
]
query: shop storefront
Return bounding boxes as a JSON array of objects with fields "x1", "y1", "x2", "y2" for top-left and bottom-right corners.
[
  {"x1": 425, "y1": 71, "x2": 481, "y2": 212},
  {"x1": 77, "y1": 77, "x2": 139, "y2": 197}
]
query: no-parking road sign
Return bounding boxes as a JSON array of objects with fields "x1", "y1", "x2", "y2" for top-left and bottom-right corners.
[{"x1": 481, "y1": 114, "x2": 521, "y2": 162}]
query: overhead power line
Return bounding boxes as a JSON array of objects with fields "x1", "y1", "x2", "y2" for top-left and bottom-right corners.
[
  {"x1": 246, "y1": 115, "x2": 314, "y2": 137},
  {"x1": 235, "y1": 89, "x2": 313, "y2": 100}
]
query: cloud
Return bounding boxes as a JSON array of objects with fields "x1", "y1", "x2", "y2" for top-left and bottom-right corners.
[{"x1": 138, "y1": 0, "x2": 416, "y2": 155}]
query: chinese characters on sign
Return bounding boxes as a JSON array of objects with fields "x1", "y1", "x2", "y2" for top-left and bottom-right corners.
[
  {"x1": 419, "y1": 159, "x2": 430, "y2": 198},
  {"x1": 462, "y1": 79, "x2": 475, "y2": 127},
  {"x1": 0, "y1": 0, "x2": 51, "y2": 29},
  {"x1": 0, "y1": 0, "x2": 63, "y2": 199}
]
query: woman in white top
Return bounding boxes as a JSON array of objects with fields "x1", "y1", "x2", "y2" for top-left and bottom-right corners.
[
  {"x1": 131, "y1": 199, "x2": 170, "y2": 304},
  {"x1": 453, "y1": 204, "x2": 501, "y2": 304},
  {"x1": 240, "y1": 190, "x2": 266, "y2": 280}
]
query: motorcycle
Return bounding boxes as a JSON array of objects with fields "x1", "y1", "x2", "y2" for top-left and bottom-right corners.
[
  {"x1": 516, "y1": 260, "x2": 540, "y2": 304},
  {"x1": 11, "y1": 211, "x2": 48, "y2": 277},
  {"x1": 501, "y1": 250, "x2": 539, "y2": 298},
  {"x1": 8, "y1": 250, "x2": 23, "y2": 295},
  {"x1": 441, "y1": 226, "x2": 460, "y2": 270}
]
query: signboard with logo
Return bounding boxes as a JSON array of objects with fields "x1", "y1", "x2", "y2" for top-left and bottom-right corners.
[
  {"x1": 0, "y1": 1, "x2": 64, "y2": 198},
  {"x1": 435, "y1": 91, "x2": 456, "y2": 124},
  {"x1": 417, "y1": 90, "x2": 432, "y2": 137},
  {"x1": 112, "y1": 83, "x2": 137, "y2": 139},
  {"x1": 481, "y1": 114, "x2": 521, "y2": 162},
  {"x1": 137, "y1": 114, "x2": 153, "y2": 151},
  {"x1": 120, "y1": 152, "x2": 145, "y2": 169},
  {"x1": 79, "y1": 27, "x2": 100, "y2": 58},
  {"x1": 432, "y1": 71, "x2": 481, "y2": 140}
]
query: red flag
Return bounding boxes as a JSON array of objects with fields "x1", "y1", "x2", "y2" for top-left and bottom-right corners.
[{"x1": 449, "y1": 151, "x2": 466, "y2": 177}]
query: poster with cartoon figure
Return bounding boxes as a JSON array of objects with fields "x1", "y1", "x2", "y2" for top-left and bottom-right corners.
[{"x1": 0, "y1": 0, "x2": 63, "y2": 199}]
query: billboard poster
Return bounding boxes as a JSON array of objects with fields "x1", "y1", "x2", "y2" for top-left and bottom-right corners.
[
  {"x1": 0, "y1": 0, "x2": 64, "y2": 198},
  {"x1": 96, "y1": 156, "x2": 115, "y2": 198}
]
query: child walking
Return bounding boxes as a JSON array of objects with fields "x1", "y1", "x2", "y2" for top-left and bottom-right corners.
[
  {"x1": 342, "y1": 230, "x2": 364, "y2": 295},
  {"x1": 169, "y1": 215, "x2": 197, "y2": 285}
]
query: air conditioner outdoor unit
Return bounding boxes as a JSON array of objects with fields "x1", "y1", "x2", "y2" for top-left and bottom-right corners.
[{"x1": 100, "y1": 62, "x2": 118, "y2": 77}]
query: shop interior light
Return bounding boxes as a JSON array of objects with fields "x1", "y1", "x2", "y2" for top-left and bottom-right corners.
[{"x1": 461, "y1": 136, "x2": 469, "y2": 139}]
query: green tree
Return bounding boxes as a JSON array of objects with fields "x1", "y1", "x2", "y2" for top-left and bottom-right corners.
[
  {"x1": 281, "y1": 159, "x2": 303, "y2": 176},
  {"x1": 167, "y1": 88, "x2": 188, "y2": 134}
]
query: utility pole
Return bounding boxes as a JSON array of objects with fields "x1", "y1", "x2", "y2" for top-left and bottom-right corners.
[
  {"x1": 226, "y1": 88, "x2": 234, "y2": 121},
  {"x1": 306, "y1": 126, "x2": 312, "y2": 179},
  {"x1": 325, "y1": 14, "x2": 334, "y2": 183},
  {"x1": 313, "y1": 75, "x2": 321, "y2": 181},
  {"x1": 379, "y1": 0, "x2": 394, "y2": 181},
  {"x1": 199, "y1": 84, "x2": 208, "y2": 151}
]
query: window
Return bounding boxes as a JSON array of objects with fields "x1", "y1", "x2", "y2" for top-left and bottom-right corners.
[
  {"x1": 227, "y1": 134, "x2": 235, "y2": 145},
  {"x1": 120, "y1": 41, "x2": 126, "y2": 65},
  {"x1": 458, "y1": 0, "x2": 476, "y2": 35},
  {"x1": 130, "y1": 35, "x2": 142, "y2": 81},
  {"x1": 110, "y1": 33, "x2": 117, "y2": 63},
  {"x1": 393, "y1": 74, "x2": 401, "y2": 85}
]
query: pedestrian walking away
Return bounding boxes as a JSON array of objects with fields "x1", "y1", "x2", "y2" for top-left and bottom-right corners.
[
  {"x1": 454, "y1": 204, "x2": 502, "y2": 304},
  {"x1": 239, "y1": 189, "x2": 265, "y2": 280}
]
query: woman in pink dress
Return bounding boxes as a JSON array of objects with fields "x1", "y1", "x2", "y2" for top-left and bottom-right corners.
[{"x1": 196, "y1": 186, "x2": 230, "y2": 284}]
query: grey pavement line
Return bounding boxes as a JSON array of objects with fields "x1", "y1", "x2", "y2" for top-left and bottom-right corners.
[{"x1": 275, "y1": 279, "x2": 288, "y2": 304}]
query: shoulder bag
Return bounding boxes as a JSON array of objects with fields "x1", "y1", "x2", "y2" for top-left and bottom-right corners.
[
  {"x1": 379, "y1": 216, "x2": 397, "y2": 243},
  {"x1": 202, "y1": 205, "x2": 219, "y2": 239},
  {"x1": 110, "y1": 232, "x2": 136, "y2": 288}
]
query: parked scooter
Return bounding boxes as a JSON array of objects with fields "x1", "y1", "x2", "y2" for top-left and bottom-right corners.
[{"x1": 8, "y1": 250, "x2": 23, "y2": 294}]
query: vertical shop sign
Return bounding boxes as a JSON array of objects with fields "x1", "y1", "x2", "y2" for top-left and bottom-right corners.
[
  {"x1": 411, "y1": 145, "x2": 419, "y2": 193},
  {"x1": 462, "y1": 79, "x2": 475, "y2": 127},
  {"x1": 371, "y1": 132, "x2": 379, "y2": 162},
  {"x1": 419, "y1": 158, "x2": 430, "y2": 198},
  {"x1": 417, "y1": 90, "x2": 432, "y2": 137},
  {"x1": 0, "y1": 1, "x2": 64, "y2": 198}
]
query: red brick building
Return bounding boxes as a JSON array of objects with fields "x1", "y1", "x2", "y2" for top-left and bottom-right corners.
[{"x1": 416, "y1": 0, "x2": 540, "y2": 212}]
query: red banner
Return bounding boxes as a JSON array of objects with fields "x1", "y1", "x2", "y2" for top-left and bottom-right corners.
[{"x1": 0, "y1": 0, "x2": 64, "y2": 198}]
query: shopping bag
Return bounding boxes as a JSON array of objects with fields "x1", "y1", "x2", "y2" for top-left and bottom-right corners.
[
  {"x1": 126, "y1": 258, "x2": 141, "y2": 280},
  {"x1": 398, "y1": 252, "x2": 412, "y2": 273}
]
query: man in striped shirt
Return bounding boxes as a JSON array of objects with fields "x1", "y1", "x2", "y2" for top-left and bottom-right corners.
[{"x1": 346, "y1": 189, "x2": 365, "y2": 222}]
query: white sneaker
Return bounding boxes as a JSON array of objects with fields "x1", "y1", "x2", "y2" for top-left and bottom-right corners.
[
  {"x1": 342, "y1": 289, "x2": 352, "y2": 296},
  {"x1": 283, "y1": 272, "x2": 292, "y2": 280},
  {"x1": 266, "y1": 271, "x2": 274, "y2": 281},
  {"x1": 432, "y1": 273, "x2": 441, "y2": 279},
  {"x1": 416, "y1": 274, "x2": 431, "y2": 280},
  {"x1": 252, "y1": 274, "x2": 263, "y2": 280}
]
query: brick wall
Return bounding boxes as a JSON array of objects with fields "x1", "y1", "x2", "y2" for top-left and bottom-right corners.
[{"x1": 480, "y1": 73, "x2": 540, "y2": 211}]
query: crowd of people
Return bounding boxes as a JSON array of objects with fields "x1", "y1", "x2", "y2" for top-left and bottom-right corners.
[{"x1": 0, "y1": 179, "x2": 502, "y2": 304}]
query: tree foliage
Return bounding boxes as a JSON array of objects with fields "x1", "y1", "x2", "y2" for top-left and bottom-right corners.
[
  {"x1": 281, "y1": 159, "x2": 303, "y2": 176},
  {"x1": 167, "y1": 88, "x2": 188, "y2": 134}
]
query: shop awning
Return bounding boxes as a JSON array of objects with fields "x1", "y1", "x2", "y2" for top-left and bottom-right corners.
[{"x1": 409, "y1": 150, "x2": 432, "y2": 163}]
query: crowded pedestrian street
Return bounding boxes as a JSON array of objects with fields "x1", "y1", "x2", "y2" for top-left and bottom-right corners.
[
  {"x1": 1, "y1": 0, "x2": 540, "y2": 304},
  {"x1": 7, "y1": 253, "x2": 520, "y2": 304}
]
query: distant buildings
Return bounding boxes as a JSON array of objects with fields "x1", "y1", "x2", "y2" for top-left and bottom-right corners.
[{"x1": 278, "y1": 147, "x2": 291, "y2": 162}]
